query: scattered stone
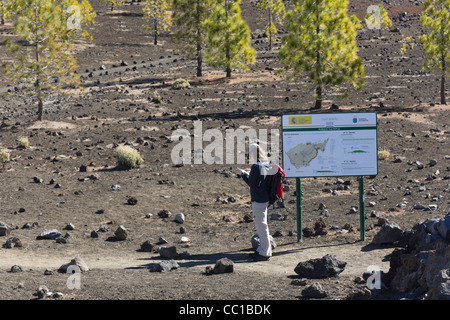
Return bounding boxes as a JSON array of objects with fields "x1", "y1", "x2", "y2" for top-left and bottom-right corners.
[
  {"x1": 127, "y1": 197, "x2": 138, "y2": 205},
  {"x1": 0, "y1": 224, "x2": 11, "y2": 237},
  {"x1": 301, "y1": 282, "x2": 328, "y2": 299},
  {"x1": 56, "y1": 233, "x2": 73, "y2": 244},
  {"x1": 393, "y1": 156, "x2": 403, "y2": 163},
  {"x1": 346, "y1": 287, "x2": 372, "y2": 300},
  {"x1": 158, "y1": 210, "x2": 171, "y2": 218},
  {"x1": 90, "y1": 231, "x2": 99, "y2": 238},
  {"x1": 4, "y1": 237, "x2": 22, "y2": 248},
  {"x1": 273, "y1": 230, "x2": 284, "y2": 237},
  {"x1": 348, "y1": 206, "x2": 358, "y2": 214},
  {"x1": 157, "y1": 237, "x2": 168, "y2": 245},
  {"x1": 318, "y1": 203, "x2": 327, "y2": 210},
  {"x1": 111, "y1": 184, "x2": 121, "y2": 191},
  {"x1": 149, "y1": 260, "x2": 179, "y2": 272},
  {"x1": 372, "y1": 221, "x2": 404, "y2": 245},
  {"x1": 64, "y1": 223, "x2": 75, "y2": 230},
  {"x1": 98, "y1": 225, "x2": 109, "y2": 232},
  {"x1": 140, "y1": 240, "x2": 154, "y2": 252},
  {"x1": 213, "y1": 258, "x2": 234, "y2": 274},
  {"x1": 414, "y1": 204, "x2": 427, "y2": 210},
  {"x1": 319, "y1": 209, "x2": 329, "y2": 217},
  {"x1": 37, "y1": 229, "x2": 61, "y2": 240},
  {"x1": 174, "y1": 213, "x2": 185, "y2": 224},
  {"x1": 302, "y1": 227, "x2": 315, "y2": 237},
  {"x1": 44, "y1": 269, "x2": 53, "y2": 275},
  {"x1": 114, "y1": 225, "x2": 128, "y2": 240},
  {"x1": 37, "y1": 285, "x2": 49, "y2": 299},
  {"x1": 22, "y1": 222, "x2": 39, "y2": 229},
  {"x1": 33, "y1": 176, "x2": 43, "y2": 184},
  {"x1": 294, "y1": 254, "x2": 347, "y2": 278},
  {"x1": 179, "y1": 236, "x2": 190, "y2": 243},
  {"x1": 158, "y1": 246, "x2": 179, "y2": 259},
  {"x1": 58, "y1": 256, "x2": 89, "y2": 273},
  {"x1": 10, "y1": 265, "x2": 22, "y2": 273}
]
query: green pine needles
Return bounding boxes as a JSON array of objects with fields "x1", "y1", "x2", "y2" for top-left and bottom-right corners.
[
  {"x1": 205, "y1": 0, "x2": 256, "y2": 78},
  {"x1": 279, "y1": 0, "x2": 364, "y2": 109},
  {"x1": 420, "y1": 0, "x2": 450, "y2": 105}
]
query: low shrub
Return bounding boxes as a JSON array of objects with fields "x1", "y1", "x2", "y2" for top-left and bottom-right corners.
[
  {"x1": 115, "y1": 145, "x2": 143, "y2": 169},
  {"x1": 377, "y1": 149, "x2": 390, "y2": 160},
  {"x1": 0, "y1": 150, "x2": 10, "y2": 168},
  {"x1": 18, "y1": 137, "x2": 29, "y2": 149}
]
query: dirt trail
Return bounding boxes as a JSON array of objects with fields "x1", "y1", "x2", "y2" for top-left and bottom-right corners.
[{"x1": 0, "y1": 240, "x2": 393, "y2": 277}]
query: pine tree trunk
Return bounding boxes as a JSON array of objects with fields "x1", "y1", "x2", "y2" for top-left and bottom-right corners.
[
  {"x1": 314, "y1": 9, "x2": 322, "y2": 110},
  {"x1": 197, "y1": 41, "x2": 203, "y2": 77},
  {"x1": 225, "y1": 0, "x2": 231, "y2": 78},
  {"x1": 314, "y1": 86, "x2": 322, "y2": 109},
  {"x1": 441, "y1": 51, "x2": 446, "y2": 105},
  {"x1": 38, "y1": 97, "x2": 44, "y2": 121},
  {"x1": 154, "y1": 18, "x2": 158, "y2": 45},
  {"x1": 196, "y1": 0, "x2": 203, "y2": 77},
  {"x1": 35, "y1": 0, "x2": 44, "y2": 121},
  {"x1": 268, "y1": 8, "x2": 272, "y2": 50}
]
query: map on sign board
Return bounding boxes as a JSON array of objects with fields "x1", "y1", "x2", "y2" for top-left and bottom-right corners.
[{"x1": 281, "y1": 113, "x2": 378, "y2": 178}]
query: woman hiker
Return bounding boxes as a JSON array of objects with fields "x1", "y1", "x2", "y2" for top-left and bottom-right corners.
[{"x1": 241, "y1": 143, "x2": 272, "y2": 261}]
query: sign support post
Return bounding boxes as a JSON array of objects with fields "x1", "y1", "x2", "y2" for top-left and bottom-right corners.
[
  {"x1": 359, "y1": 176, "x2": 365, "y2": 241},
  {"x1": 296, "y1": 177, "x2": 302, "y2": 242}
]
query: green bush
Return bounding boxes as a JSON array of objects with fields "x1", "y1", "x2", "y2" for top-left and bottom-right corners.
[
  {"x1": 0, "y1": 150, "x2": 10, "y2": 168},
  {"x1": 172, "y1": 78, "x2": 190, "y2": 89},
  {"x1": 18, "y1": 137, "x2": 29, "y2": 149},
  {"x1": 377, "y1": 149, "x2": 390, "y2": 160},
  {"x1": 115, "y1": 145, "x2": 143, "y2": 169}
]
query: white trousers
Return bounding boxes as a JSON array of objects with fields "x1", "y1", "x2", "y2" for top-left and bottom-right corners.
[{"x1": 252, "y1": 201, "x2": 272, "y2": 257}]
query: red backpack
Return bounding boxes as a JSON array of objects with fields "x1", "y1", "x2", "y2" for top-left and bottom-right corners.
[{"x1": 266, "y1": 164, "x2": 285, "y2": 207}]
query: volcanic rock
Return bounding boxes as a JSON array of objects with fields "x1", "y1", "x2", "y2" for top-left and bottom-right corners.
[{"x1": 294, "y1": 254, "x2": 346, "y2": 278}]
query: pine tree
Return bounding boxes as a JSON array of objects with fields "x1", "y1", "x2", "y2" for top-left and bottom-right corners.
[
  {"x1": 56, "y1": 0, "x2": 96, "y2": 41},
  {"x1": 364, "y1": 4, "x2": 392, "y2": 37},
  {"x1": 2, "y1": 0, "x2": 93, "y2": 121},
  {"x1": 0, "y1": 1, "x2": 8, "y2": 24},
  {"x1": 172, "y1": 0, "x2": 213, "y2": 77},
  {"x1": 205, "y1": 0, "x2": 256, "y2": 78},
  {"x1": 279, "y1": 0, "x2": 364, "y2": 109},
  {"x1": 420, "y1": 0, "x2": 450, "y2": 105},
  {"x1": 142, "y1": 0, "x2": 172, "y2": 46},
  {"x1": 99, "y1": 0, "x2": 123, "y2": 12},
  {"x1": 256, "y1": 0, "x2": 286, "y2": 50}
]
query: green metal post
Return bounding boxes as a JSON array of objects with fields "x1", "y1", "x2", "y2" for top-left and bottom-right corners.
[
  {"x1": 359, "y1": 176, "x2": 365, "y2": 241},
  {"x1": 296, "y1": 177, "x2": 302, "y2": 242}
]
